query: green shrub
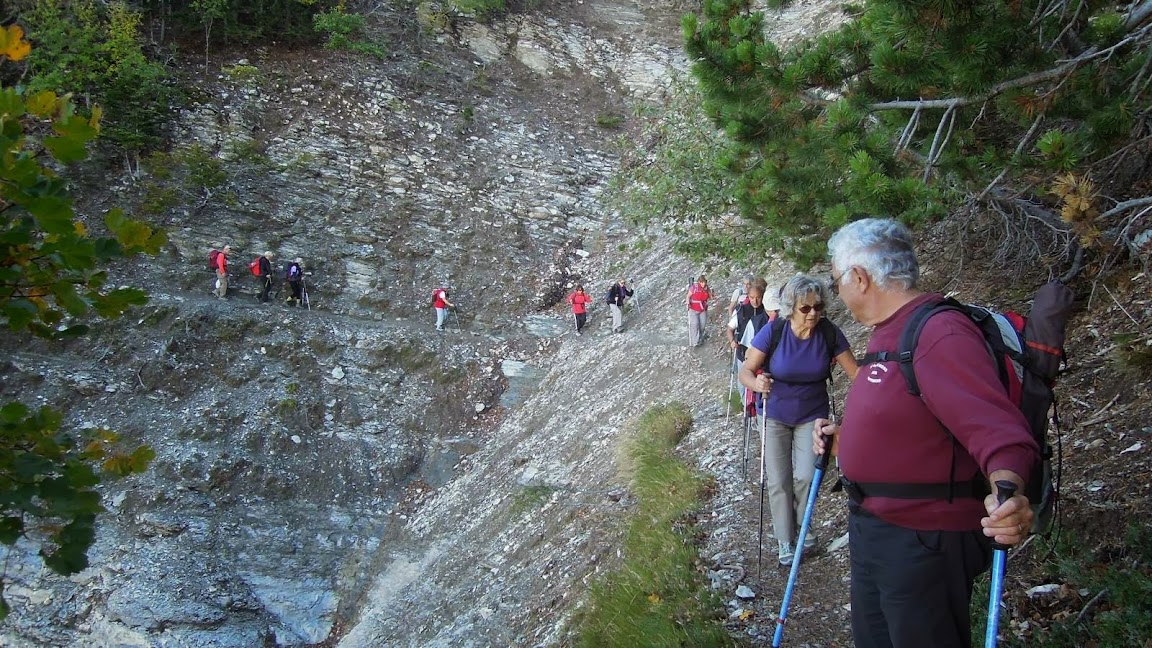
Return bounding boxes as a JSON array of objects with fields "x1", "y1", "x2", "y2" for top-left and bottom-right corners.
[
  {"x1": 18, "y1": 0, "x2": 180, "y2": 153},
  {"x1": 594, "y1": 113, "x2": 624, "y2": 129},
  {"x1": 973, "y1": 523, "x2": 1152, "y2": 647},
  {"x1": 313, "y1": 8, "x2": 384, "y2": 57}
]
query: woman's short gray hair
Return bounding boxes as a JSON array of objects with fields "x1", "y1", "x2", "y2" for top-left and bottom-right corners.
[
  {"x1": 827, "y1": 218, "x2": 919, "y2": 290},
  {"x1": 779, "y1": 275, "x2": 830, "y2": 315}
]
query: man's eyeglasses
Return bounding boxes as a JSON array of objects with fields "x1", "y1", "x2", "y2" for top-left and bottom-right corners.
[
  {"x1": 798, "y1": 303, "x2": 826, "y2": 314},
  {"x1": 829, "y1": 272, "x2": 844, "y2": 296}
]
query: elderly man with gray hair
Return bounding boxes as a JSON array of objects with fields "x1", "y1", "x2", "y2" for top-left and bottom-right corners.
[{"x1": 812, "y1": 217, "x2": 1038, "y2": 648}]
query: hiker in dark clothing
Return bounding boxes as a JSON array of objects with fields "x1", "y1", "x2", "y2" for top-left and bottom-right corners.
[
  {"x1": 258, "y1": 252, "x2": 275, "y2": 303},
  {"x1": 606, "y1": 278, "x2": 634, "y2": 333},
  {"x1": 813, "y1": 218, "x2": 1038, "y2": 648},
  {"x1": 285, "y1": 257, "x2": 304, "y2": 307},
  {"x1": 726, "y1": 277, "x2": 771, "y2": 363}
]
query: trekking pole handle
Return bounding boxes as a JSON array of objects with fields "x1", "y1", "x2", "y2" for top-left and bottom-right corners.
[
  {"x1": 815, "y1": 433, "x2": 835, "y2": 471},
  {"x1": 991, "y1": 480, "x2": 1018, "y2": 550}
]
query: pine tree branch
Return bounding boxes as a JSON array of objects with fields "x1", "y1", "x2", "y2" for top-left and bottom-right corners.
[
  {"x1": 923, "y1": 106, "x2": 957, "y2": 182},
  {"x1": 869, "y1": 23, "x2": 1152, "y2": 113},
  {"x1": 987, "y1": 189, "x2": 1071, "y2": 237},
  {"x1": 1050, "y1": 0, "x2": 1087, "y2": 51}
]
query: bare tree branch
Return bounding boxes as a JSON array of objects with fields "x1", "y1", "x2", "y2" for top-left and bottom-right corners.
[
  {"x1": 1127, "y1": 0, "x2": 1152, "y2": 30},
  {"x1": 1099, "y1": 195, "x2": 1152, "y2": 221},
  {"x1": 978, "y1": 114, "x2": 1046, "y2": 199}
]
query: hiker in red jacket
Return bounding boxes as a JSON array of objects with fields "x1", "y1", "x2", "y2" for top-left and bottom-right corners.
[
  {"x1": 566, "y1": 284, "x2": 593, "y2": 336},
  {"x1": 432, "y1": 284, "x2": 454, "y2": 331},
  {"x1": 215, "y1": 245, "x2": 231, "y2": 300},
  {"x1": 686, "y1": 275, "x2": 712, "y2": 347}
]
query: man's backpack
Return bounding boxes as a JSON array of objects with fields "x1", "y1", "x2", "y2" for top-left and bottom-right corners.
[
  {"x1": 858, "y1": 281, "x2": 1074, "y2": 533},
  {"x1": 208, "y1": 249, "x2": 222, "y2": 271},
  {"x1": 248, "y1": 258, "x2": 262, "y2": 276}
]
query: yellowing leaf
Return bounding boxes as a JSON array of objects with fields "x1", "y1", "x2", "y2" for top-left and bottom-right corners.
[
  {"x1": 89, "y1": 105, "x2": 103, "y2": 129},
  {"x1": 74, "y1": 221, "x2": 88, "y2": 236},
  {"x1": 26, "y1": 91, "x2": 58, "y2": 118},
  {"x1": 739, "y1": 609, "x2": 754, "y2": 621},
  {"x1": 647, "y1": 593, "x2": 662, "y2": 604},
  {"x1": 0, "y1": 25, "x2": 32, "y2": 62}
]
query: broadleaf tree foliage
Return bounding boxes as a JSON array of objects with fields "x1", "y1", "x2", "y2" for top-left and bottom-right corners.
[
  {"x1": 681, "y1": 0, "x2": 1152, "y2": 270},
  {"x1": 0, "y1": 26, "x2": 162, "y2": 619}
]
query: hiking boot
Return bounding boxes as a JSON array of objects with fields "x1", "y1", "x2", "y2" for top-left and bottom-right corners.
[
  {"x1": 803, "y1": 533, "x2": 818, "y2": 551},
  {"x1": 576, "y1": 331, "x2": 582, "y2": 336},
  {"x1": 778, "y1": 541, "x2": 795, "y2": 567},
  {"x1": 436, "y1": 326, "x2": 444, "y2": 332}
]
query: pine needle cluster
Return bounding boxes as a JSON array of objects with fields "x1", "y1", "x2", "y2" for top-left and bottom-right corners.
[{"x1": 680, "y1": 0, "x2": 1152, "y2": 270}]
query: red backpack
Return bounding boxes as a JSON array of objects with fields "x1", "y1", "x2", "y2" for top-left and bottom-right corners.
[
  {"x1": 248, "y1": 257, "x2": 262, "y2": 276},
  {"x1": 208, "y1": 249, "x2": 222, "y2": 271}
]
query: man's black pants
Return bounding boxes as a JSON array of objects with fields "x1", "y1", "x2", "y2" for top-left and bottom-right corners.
[
  {"x1": 259, "y1": 276, "x2": 273, "y2": 302},
  {"x1": 848, "y1": 506, "x2": 992, "y2": 648}
]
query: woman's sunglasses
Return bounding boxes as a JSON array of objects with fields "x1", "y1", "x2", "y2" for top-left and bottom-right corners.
[{"x1": 797, "y1": 303, "x2": 826, "y2": 314}]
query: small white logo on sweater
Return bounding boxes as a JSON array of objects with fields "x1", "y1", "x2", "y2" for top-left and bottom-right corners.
[{"x1": 866, "y1": 363, "x2": 889, "y2": 384}]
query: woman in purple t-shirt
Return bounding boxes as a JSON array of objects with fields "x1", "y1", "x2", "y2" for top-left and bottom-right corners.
[{"x1": 738, "y1": 275, "x2": 858, "y2": 566}]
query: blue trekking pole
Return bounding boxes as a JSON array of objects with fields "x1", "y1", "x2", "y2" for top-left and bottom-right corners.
[
  {"x1": 984, "y1": 480, "x2": 1018, "y2": 648},
  {"x1": 772, "y1": 431, "x2": 836, "y2": 647}
]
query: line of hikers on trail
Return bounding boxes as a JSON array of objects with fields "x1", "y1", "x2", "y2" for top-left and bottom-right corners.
[
  {"x1": 560, "y1": 279, "x2": 636, "y2": 336},
  {"x1": 246, "y1": 213, "x2": 1063, "y2": 647},
  {"x1": 723, "y1": 218, "x2": 1069, "y2": 648},
  {"x1": 207, "y1": 245, "x2": 309, "y2": 308},
  {"x1": 540, "y1": 220, "x2": 1068, "y2": 648}
]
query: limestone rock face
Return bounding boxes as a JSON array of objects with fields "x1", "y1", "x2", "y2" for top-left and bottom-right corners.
[{"x1": 0, "y1": 1, "x2": 843, "y2": 646}]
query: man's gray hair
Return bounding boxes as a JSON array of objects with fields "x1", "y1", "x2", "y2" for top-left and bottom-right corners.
[
  {"x1": 779, "y1": 275, "x2": 830, "y2": 315},
  {"x1": 827, "y1": 218, "x2": 919, "y2": 290}
]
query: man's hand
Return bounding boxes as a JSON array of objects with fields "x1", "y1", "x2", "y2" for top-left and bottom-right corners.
[
  {"x1": 981, "y1": 473, "x2": 1033, "y2": 546},
  {"x1": 812, "y1": 418, "x2": 839, "y2": 456}
]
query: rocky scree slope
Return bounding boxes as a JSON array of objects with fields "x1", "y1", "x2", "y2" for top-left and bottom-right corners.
[
  {"x1": 0, "y1": 3, "x2": 686, "y2": 646},
  {"x1": 0, "y1": 0, "x2": 872, "y2": 646}
]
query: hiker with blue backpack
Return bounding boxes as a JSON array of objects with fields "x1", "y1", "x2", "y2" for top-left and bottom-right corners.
[
  {"x1": 812, "y1": 217, "x2": 1051, "y2": 648},
  {"x1": 738, "y1": 274, "x2": 858, "y2": 567},
  {"x1": 285, "y1": 258, "x2": 306, "y2": 307}
]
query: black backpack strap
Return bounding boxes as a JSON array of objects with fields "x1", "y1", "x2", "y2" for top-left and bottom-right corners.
[
  {"x1": 765, "y1": 317, "x2": 787, "y2": 362},
  {"x1": 839, "y1": 474, "x2": 990, "y2": 504},
  {"x1": 818, "y1": 318, "x2": 839, "y2": 381}
]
